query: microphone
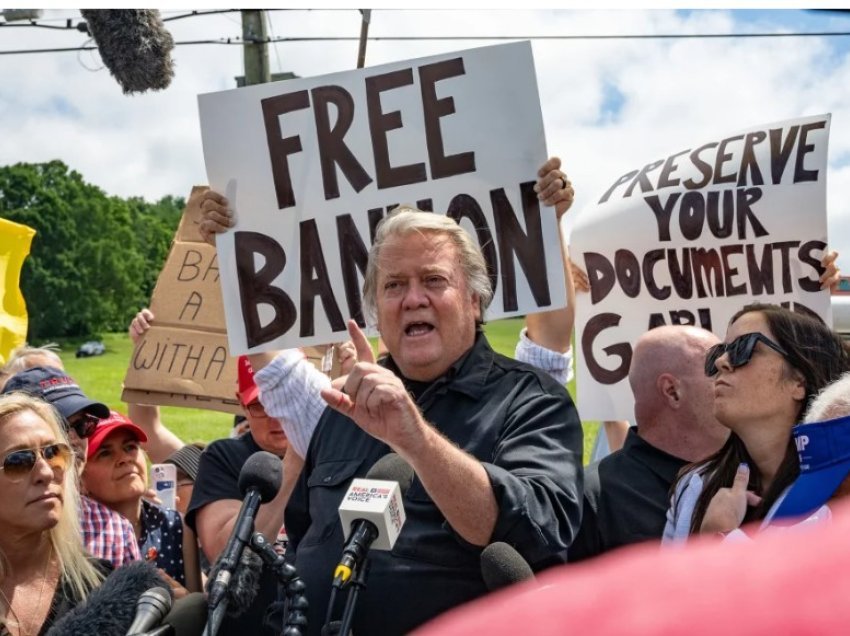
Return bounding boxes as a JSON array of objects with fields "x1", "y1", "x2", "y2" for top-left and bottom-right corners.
[
  {"x1": 79, "y1": 9, "x2": 175, "y2": 94},
  {"x1": 45, "y1": 561, "x2": 169, "y2": 636},
  {"x1": 333, "y1": 453, "x2": 414, "y2": 587},
  {"x1": 140, "y1": 592, "x2": 207, "y2": 636},
  {"x1": 206, "y1": 549, "x2": 264, "y2": 618},
  {"x1": 207, "y1": 451, "x2": 282, "y2": 611},
  {"x1": 127, "y1": 587, "x2": 172, "y2": 635},
  {"x1": 480, "y1": 542, "x2": 535, "y2": 591}
]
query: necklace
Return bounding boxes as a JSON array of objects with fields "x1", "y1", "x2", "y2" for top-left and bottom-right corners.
[{"x1": 0, "y1": 546, "x2": 53, "y2": 636}]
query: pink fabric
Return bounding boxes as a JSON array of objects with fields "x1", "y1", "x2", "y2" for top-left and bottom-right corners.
[{"x1": 417, "y1": 497, "x2": 850, "y2": 636}]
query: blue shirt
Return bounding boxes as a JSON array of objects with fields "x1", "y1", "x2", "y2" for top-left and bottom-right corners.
[{"x1": 139, "y1": 498, "x2": 185, "y2": 585}]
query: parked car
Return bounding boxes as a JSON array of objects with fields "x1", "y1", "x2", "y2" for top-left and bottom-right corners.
[{"x1": 76, "y1": 341, "x2": 105, "y2": 358}]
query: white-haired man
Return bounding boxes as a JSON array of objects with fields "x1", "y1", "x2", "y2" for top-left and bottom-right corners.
[{"x1": 200, "y1": 193, "x2": 583, "y2": 635}]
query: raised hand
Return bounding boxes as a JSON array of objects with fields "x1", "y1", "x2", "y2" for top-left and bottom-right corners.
[
  {"x1": 700, "y1": 463, "x2": 762, "y2": 535},
  {"x1": 198, "y1": 189, "x2": 235, "y2": 245},
  {"x1": 534, "y1": 156, "x2": 575, "y2": 219},
  {"x1": 321, "y1": 320, "x2": 427, "y2": 455}
]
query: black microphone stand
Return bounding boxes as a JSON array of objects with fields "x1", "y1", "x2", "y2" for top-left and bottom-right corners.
[
  {"x1": 249, "y1": 532, "x2": 309, "y2": 636},
  {"x1": 336, "y1": 557, "x2": 370, "y2": 636}
]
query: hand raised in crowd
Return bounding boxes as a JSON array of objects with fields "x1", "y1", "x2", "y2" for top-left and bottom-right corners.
[
  {"x1": 322, "y1": 320, "x2": 427, "y2": 456},
  {"x1": 700, "y1": 463, "x2": 762, "y2": 536},
  {"x1": 570, "y1": 259, "x2": 590, "y2": 293},
  {"x1": 821, "y1": 249, "x2": 841, "y2": 291},
  {"x1": 129, "y1": 307, "x2": 154, "y2": 344},
  {"x1": 199, "y1": 189, "x2": 235, "y2": 246},
  {"x1": 534, "y1": 156, "x2": 575, "y2": 220}
]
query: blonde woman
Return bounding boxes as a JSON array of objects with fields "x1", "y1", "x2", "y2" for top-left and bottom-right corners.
[{"x1": 0, "y1": 393, "x2": 107, "y2": 636}]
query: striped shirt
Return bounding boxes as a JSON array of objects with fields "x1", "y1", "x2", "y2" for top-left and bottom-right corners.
[
  {"x1": 514, "y1": 327, "x2": 574, "y2": 386},
  {"x1": 254, "y1": 349, "x2": 332, "y2": 459}
]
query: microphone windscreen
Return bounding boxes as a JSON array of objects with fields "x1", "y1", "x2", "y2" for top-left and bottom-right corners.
[
  {"x1": 366, "y1": 453, "x2": 415, "y2": 495},
  {"x1": 480, "y1": 542, "x2": 535, "y2": 592},
  {"x1": 80, "y1": 9, "x2": 175, "y2": 94},
  {"x1": 45, "y1": 561, "x2": 170, "y2": 635},
  {"x1": 207, "y1": 549, "x2": 264, "y2": 617},
  {"x1": 238, "y1": 451, "x2": 283, "y2": 502},
  {"x1": 162, "y1": 592, "x2": 207, "y2": 635}
]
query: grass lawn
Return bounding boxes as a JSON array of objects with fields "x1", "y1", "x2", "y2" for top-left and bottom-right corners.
[{"x1": 54, "y1": 318, "x2": 599, "y2": 462}]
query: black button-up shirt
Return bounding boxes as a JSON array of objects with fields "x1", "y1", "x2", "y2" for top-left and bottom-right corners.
[
  {"x1": 285, "y1": 332, "x2": 583, "y2": 635},
  {"x1": 569, "y1": 428, "x2": 688, "y2": 562}
]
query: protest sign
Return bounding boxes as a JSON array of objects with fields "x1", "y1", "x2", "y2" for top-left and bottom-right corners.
[
  {"x1": 0, "y1": 218, "x2": 36, "y2": 364},
  {"x1": 571, "y1": 114, "x2": 832, "y2": 420},
  {"x1": 198, "y1": 41, "x2": 564, "y2": 354},
  {"x1": 122, "y1": 187, "x2": 337, "y2": 414}
]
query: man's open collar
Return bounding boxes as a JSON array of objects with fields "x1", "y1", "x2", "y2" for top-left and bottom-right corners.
[{"x1": 381, "y1": 330, "x2": 494, "y2": 401}]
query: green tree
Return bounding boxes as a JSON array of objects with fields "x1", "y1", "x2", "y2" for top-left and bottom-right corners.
[
  {"x1": 126, "y1": 194, "x2": 184, "y2": 300},
  {"x1": 0, "y1": 161, "x2": 181, "y2": 338}
]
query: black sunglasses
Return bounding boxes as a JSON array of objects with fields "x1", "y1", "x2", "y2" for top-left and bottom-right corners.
[
  {"x1": 64, "y1": 413, "x2": 100, "y2": 439},
  {"x1": 0, "y1": 443, "x2": 72, "y2": 482},
  {"x1": 705, "y1": 332, "x2": 789, "y2": 377}
]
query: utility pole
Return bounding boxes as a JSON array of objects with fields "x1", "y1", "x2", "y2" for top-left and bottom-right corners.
[
  {"x1": 356, "y1": 10, "x2": 371, "y2": 69},
  {"x1": 242, "y1": 9, "x2": 270, "y2": 85}
]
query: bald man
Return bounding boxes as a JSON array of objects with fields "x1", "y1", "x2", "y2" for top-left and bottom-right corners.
[{"x1": 569, "y1": 325, "x2": 729, "y2": 561}]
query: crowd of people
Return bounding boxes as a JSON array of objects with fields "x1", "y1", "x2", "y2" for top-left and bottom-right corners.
[{"x1": 0, "y1": 155, "x2": 848, "y2": 635}]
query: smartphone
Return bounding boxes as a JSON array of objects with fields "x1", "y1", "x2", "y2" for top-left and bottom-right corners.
[{"x1": 150, "y1": 463, "x2": 177, "y2": 510}]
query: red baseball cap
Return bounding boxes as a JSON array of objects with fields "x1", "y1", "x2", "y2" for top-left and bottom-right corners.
[
  {"x1": 237, "y1": 355, "x2": 259, "y2": 406},
  {"x1": 86, "y1": 411, "x2": 148, "y2": 460}
]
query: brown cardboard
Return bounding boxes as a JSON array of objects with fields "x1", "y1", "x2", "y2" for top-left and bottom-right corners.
[{"x1": 122, "y1": 186, "x2": 341, "y2": 415}]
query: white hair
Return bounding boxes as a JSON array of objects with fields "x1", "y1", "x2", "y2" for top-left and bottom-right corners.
[{"x1": 803, "y1": 371, "x2": 850, "y2": 423}]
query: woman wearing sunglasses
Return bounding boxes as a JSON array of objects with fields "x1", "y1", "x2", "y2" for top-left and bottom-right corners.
[
  {"x1": 0, "y1": 393, "x2": 107, "y2": 636},
  {"x1": 663, "y1": 303, "x2": 850, "y2": 542}
]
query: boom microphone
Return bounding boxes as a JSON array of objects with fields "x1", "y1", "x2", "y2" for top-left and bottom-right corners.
[
  {"x1": 333, "y1": 453, "x2": 414, "y2": 587},
  {"x1": 480, "y1": 542, "x2": 535, "y2": 591},
  {"x1": 127, "y1": 586, "x2": 172, "y2": 635},
  {"x1": 80, "y1": 9, "x2": 175, "y2": 94},
  {"x1": 46, "y1": 561, "x2": 169, "y2": 636},
  {"x1": 207, "y1": 451, "x2": 282, "y2": 614}
]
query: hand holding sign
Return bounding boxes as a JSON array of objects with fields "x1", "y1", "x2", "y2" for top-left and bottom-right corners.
[
  {"x1": 199, "y1": 189, "x2": 234, "y2": 246},
  {"x1": 534, "y1": 156, "x2": 575, "y2": 219},
  {"x1": 321, "y1": 320, "x2": 427, "y2": 455},
  {"x1": 821, "y1": 249, "x2": 841, "y2": 291}
]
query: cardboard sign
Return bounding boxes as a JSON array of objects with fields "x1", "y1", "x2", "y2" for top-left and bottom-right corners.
[
  {"x1": 198, "y1": 41, "x2": 565, "y2": 354},
  {"x1": 571, "y1": 114, "x2": 832, "y2": 420},
  {"x1": 122, "y1": 187, "x2": 337, "y2": 414}
]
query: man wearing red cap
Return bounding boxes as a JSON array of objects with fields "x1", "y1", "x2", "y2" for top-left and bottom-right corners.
[{"x1": 186, "y1": 355, "x2": 296, "y2": 634}]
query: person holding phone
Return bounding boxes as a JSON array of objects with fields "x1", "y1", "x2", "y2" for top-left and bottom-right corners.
[{"x1": 81, "y1": 411, "x2": 202, "y2": 594}]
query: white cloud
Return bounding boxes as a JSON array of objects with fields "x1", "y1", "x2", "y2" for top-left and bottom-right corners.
[{"x1": 2, "y1": 7, "x2": 849, "y2": 262}]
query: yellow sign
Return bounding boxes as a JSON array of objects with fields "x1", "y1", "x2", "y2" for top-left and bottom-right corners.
[{"x1": 0, "y1": 218, "x2": 36, "y2": 364}]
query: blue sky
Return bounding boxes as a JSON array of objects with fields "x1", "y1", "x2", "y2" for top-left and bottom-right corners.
[{"x1": 2, "y1": 8, "x2": 849, "y2": 261}]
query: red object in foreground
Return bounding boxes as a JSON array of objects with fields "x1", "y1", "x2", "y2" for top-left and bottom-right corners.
[{"x1": 417, "y1": 498, "x2": 850, "y2": 636}]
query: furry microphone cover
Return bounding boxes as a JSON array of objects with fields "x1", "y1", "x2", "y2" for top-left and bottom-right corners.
[
  {"x1": 80, "y1": 9, "x2": 175, "y2": 94},
  {"x1": 45, "y1": 560, "x2": 170, "y2": 635}
]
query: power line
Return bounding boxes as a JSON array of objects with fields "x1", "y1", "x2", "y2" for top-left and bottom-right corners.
[{"x1": 2, "y1": 29, "x2": 850, "y2": 56}]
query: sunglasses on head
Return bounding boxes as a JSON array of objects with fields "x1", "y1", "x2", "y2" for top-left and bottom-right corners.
[
  {"x1": 704, "y1": 332, "x2": 789, "y2": 377},
  {"x1": 64, "y1": 413, "x2": 100, "y2": 438},
  {"x1": 0, "y1": 443, "x2": 72, "y2": 482}
]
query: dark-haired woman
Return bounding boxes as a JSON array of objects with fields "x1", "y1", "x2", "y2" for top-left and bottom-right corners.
[{"x1": 663, "y1": 302, "x2": 850, "y2": 542}]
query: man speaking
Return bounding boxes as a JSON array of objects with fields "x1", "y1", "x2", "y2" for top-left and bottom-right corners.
[{"x1": 279, "y1": 207, "x2": 583, "y2": 634}]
